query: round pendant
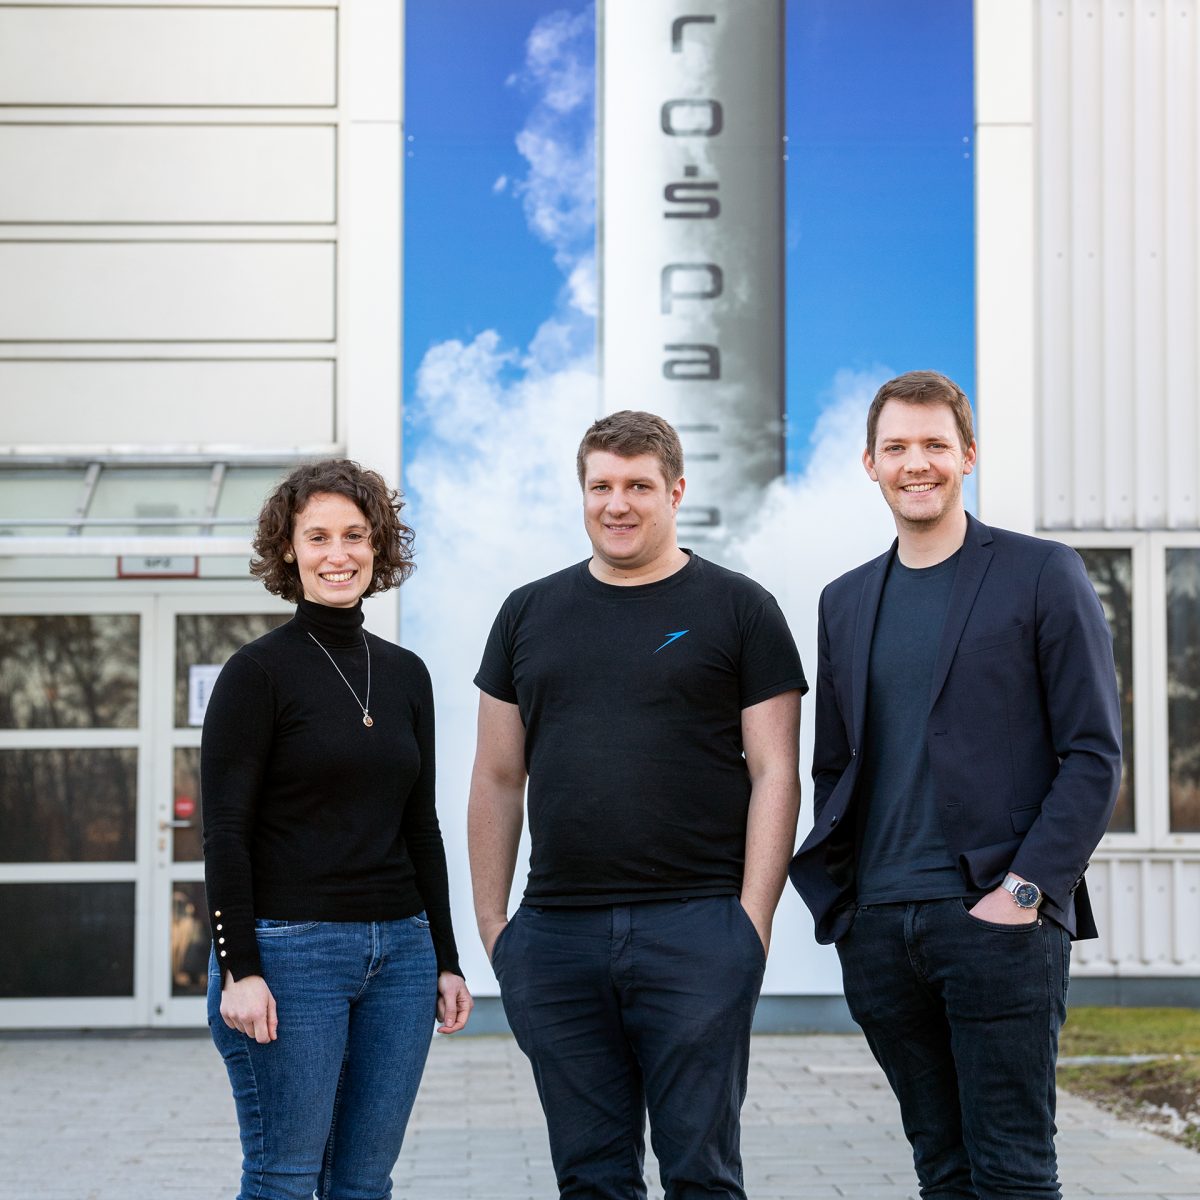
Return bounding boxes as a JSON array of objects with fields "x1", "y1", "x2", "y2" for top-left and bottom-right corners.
[{"x1": 363, "y1": 714, "x2": 374, "y2": 728}]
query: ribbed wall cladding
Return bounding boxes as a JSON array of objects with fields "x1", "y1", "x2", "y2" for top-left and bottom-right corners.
[{"x1": 1036, "y1": 0, "x2": 1199, "y2": 531}]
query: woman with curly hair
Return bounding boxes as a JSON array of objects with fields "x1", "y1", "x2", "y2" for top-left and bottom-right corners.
[{"x1": 202, "y1": 459, "x2": 471, "y2": 1199}]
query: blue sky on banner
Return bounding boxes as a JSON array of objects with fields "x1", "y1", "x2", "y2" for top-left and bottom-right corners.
[{"x1": 403, "y1": 0, "x2": 974, "y2": 474}]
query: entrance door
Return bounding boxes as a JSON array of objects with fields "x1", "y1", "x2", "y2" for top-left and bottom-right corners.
[
  {"x1": 0, "y1": 591, "x2": 153, "y2": 1027},
  {"x1": 150, "y1": 593, "x2": 289, "y2": 1026},
  {"x1": 0, "y1": 584, "x2": 288, "y2": 1029}
]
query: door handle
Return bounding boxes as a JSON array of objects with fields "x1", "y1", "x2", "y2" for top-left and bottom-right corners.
[{"x1": 159, "y1": 819, "x2": 193, "y2": 831}]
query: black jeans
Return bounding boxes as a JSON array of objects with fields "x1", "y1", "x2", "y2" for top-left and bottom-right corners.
[
  {"x1": 493, "y1": 896, "x2": 766, "y2": 1200},
  {"x1": 836, "y1": 899, "x2": 1070, "y2": 1200}
]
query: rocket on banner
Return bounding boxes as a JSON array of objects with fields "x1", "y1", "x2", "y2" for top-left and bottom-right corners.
[{"x1": 598, "y1": 0, "x2": 786, "y2": 552}]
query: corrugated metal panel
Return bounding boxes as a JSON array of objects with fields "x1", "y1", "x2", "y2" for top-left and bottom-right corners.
[
  {"x1": 1072, "y1": 854, "x2": 1200, "y2": 973},
  {"x1": 1037, "y1": 0, "x2": 1199, "y2": 530}
]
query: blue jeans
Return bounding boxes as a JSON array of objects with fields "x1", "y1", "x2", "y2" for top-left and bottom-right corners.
[
  {"x1": 836, "y1": 899, "x2": 1070, "y2": 1200},
  {"x1": 208, "y1": 917, "x2": 438, "y2": 1200},
  {"x1": 493, "y1": 896, "x2": 766, "y2": 1200}
]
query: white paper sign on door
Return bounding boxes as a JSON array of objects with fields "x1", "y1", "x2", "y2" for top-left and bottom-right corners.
[{"x1": 188, "y1": 664, "x2": 224, "y2": 726}]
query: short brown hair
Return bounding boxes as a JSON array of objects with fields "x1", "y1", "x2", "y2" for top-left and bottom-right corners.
[
  {"x1": 576, "y1": 410, "x2": 684, "y2": 487},
  {"x1": 866, "y1": 371, "x2": 975, "y2": 454},
  {"x1": 250, "y1": 459, "x2": 415, "y2": 603}
]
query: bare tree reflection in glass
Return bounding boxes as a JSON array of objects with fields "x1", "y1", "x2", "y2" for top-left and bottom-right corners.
[
  {"x1": 0, "y1": 615, "x2": 139, "y2": 729},
  {"x1": 1078, "y1": 548, "x2": 1134, "y2": 833},
  {"x1": 174, "y1": 613, "x2": 289, "y2": 728},
  {"x1": 0, "y1": 748, "x2": 136, "y2": 862},
  {"x1": 1167, "y1": 549, "x2": 1200, "y2": 833}
]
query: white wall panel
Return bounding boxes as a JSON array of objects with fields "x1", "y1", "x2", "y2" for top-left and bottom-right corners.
[
  {"x1": 0, "y1": 6, "x2": 336, "y2": 107},
  {"x1": 1068, "y1": 0, "x2": 1104, "y2": 527},
  {"x1": 1132, "y1": 1, "x2": 1169, "y2": 528},
  {"x1": 0, "y1": 360, "x2": 334, "y2": 447},
  {"x1": 1073, "y1": 855, "x2": 1200, "y2": 973},
  {"x1": 1036, "y1": 3, "x2": 1073, "y2": 528},
  {"x1": 975, "y1": 124, "x2": 1037, "y2": 533},
  {"x1": 976, "y1": 0, "x2": 1034, "y2": 122},
  {"x1": 975, "y1": 0, "x2": 1037, "y2": 534},
  {"x1": 0, "y1": 125, "x2": 336, "y2": 224},
  {"x1": 1100, "y1": 5, "x2": 1136, "y2": 528},
  {"x1": 1164, "y1": 0, "x2": 1198, "y2": 527},
  {"x1": 0, "y1": 242, "x2": 335, "y2": 342},
  {"x1": 1035, "y1": 0, "x2": 1199, "y2": 530}
]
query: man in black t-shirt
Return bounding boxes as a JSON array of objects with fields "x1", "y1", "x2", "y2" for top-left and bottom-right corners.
[
  {"x1": 790, "y1": 372, "x2": 1122, "y2": 1199},
  {"x1": 469, "y1": 411, "x2": 805, "y2": 1199}
]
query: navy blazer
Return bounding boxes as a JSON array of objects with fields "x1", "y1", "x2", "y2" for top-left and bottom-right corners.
[{"x1": 789, "y1": 513, "x2": 1122, "y2": 944}]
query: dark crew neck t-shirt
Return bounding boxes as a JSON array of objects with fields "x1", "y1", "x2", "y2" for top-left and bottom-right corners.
[
  {"x1": 475, "y1": 553, "x2": 807, "y2": 906},
  {"x1": 856, "y1": 551, "x2": 979, "y2": 904}
]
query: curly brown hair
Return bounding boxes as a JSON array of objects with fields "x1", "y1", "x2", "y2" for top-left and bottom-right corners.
[{"x1": 250, "y1": 459, "x2": 415, "y2": 603}]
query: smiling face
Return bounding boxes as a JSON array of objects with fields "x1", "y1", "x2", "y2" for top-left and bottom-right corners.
[
  {"x1": 863, "y1": 399, "x2": 976, "y2": 534},
  {"x1": 290, "y1": 491, "x2": 375, "y2": 608},
  {"x1": 582, "y1": 450, "x2": 684, "y2": 579}
]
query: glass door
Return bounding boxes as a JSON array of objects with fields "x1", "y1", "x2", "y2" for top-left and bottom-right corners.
[
  {"x1": 151, "y1": 593, "x2": 290, "y2": 1025},
  {"x1": 0, "y1": 586, "x2": 291, "y2": 1028},
  {"x1": 0, "y1": 593, "x2": 153, "y2": 1027}
]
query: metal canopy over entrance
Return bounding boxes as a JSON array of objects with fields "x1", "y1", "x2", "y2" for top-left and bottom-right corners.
[{"x1": 0, "y1": 457, "x2": 293, "y2": 559}]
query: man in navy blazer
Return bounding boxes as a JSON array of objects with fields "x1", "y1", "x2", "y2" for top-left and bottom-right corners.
[{"x1": 789, "y1": 371, "x2": 1121, "y2": 1199}]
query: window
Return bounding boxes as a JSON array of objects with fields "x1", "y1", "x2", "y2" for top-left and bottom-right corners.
[
  {"x1": 1166, "y1": 548, "x2": 1200, "y2": 834},
  {"x1": 1077, "y1": 548, "x2": 1135, "y2": 833}
]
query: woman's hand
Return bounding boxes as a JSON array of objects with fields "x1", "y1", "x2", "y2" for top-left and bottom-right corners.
[
  {"x1": 220, "y1": 973, "x2": 278, "y2": 1044},
  {"x1": 435, "y1": 971, "x2": 473, "y2": 1035}
]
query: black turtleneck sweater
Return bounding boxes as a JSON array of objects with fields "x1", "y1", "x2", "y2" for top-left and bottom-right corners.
[{"x1": 201, "y1": 598, "x2": 461, "y2": 982}]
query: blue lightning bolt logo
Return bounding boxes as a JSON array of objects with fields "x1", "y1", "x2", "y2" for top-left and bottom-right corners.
[{"x1": 654, "y1": 630, "x2": 690, "y2": 654}]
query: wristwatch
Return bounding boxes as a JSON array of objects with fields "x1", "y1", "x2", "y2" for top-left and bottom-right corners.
[{"x1": 1002, "y1": 872, "x2": 1043, "y2": 909}]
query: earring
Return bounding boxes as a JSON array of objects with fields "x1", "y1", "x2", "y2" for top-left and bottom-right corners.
[{"x1": 283, "y1": 551, "x2": 295, "y2": 563}]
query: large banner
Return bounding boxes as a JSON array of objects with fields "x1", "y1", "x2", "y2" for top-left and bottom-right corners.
[{"x1": 402, "y1": 0, "x2": 974, "y2": 999}]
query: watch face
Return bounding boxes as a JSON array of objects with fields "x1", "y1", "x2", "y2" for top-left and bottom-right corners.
[{"x1": 1014, "y1": 882, "x2": 1041, "y2": 908}]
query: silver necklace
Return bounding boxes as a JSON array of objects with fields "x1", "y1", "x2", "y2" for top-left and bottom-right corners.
[{"x1": 308, "y1": 632, "x2": 373, "y2": 727}]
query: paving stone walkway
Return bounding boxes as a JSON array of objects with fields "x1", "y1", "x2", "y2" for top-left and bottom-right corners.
[{"x1": 1, "y1": 1033, "x2": 1197, "y2": 1199}]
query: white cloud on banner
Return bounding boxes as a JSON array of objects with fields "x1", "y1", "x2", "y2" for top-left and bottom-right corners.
[
  {"x1": 403, "y1": 328, "x2": 598, "y2": 994},
  {"x1": 507, "y1": 4, "x2": 596, "y2": 315},
  {"x1": 728, "y1": 367, "x2": 897, "y2": 625}
]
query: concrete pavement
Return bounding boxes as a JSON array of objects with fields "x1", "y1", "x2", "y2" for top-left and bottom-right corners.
[{"x1": 2, "y1": 1032, "x2": 1197, "y2": 1199}]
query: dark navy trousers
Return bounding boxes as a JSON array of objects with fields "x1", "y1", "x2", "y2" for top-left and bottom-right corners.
[
  {"x1": 493, "y1": 895, "x2": 766, "y2": 1200},
  {"x1": 836, "y1": 899, "x2": 1070, "y2": 1200}
]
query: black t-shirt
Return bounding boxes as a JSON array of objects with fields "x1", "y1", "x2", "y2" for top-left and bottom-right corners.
[
  {"x1": 475, "y1": 553, "x2": 807, "y2": 905},
  {"x1": 856, "y1": 551, "x2": 977, "y2": 903}
]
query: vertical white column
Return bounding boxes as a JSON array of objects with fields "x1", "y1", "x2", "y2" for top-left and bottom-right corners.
[
  {"x1": 343, "y1": 0, "x2": 403, "y2": 641},
  {"x1": 599, "y1": 1, "x2": 785, "y2": 554},
  {"x1": 975, "y1": 0, "x2": 1036, "y2": 533}
]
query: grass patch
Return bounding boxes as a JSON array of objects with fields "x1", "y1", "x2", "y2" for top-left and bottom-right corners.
[
  {"x1": 1058, "y1": 1008, "x2": 1200, "y2": 1153},
  {"x1": 1061, "y1": 1006, "x2": 1200, "y2": 1057}
]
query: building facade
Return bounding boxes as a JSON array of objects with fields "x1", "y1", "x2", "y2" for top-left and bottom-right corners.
[
  {"x1": 0, "y1": 0, "x2": 403, "y2": 1027},
  {"x1": 976, "y1": 0, "x2": 1200, "y2": 999},
  {"x1": 1, "y1": 0, "x2": 1197, "y2": 1030}
]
